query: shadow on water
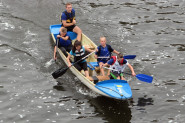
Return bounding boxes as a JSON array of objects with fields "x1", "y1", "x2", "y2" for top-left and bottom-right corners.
[
  {"x1": 88, "y1": 96, "x2": 132, "y2": 123},
  {"x1": 137, "y1": 96, "x2": 154, "y2": 107},
  {"x1": 53, "y1": 83, "x2": 66, "y2": 91}
]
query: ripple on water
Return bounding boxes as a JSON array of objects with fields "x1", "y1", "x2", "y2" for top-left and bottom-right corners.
[
  {"x1": 170, "y1": 44, "x2": 185, "y2": 51},
  {"x1": 0, "y1": 21, "x2": 15, "y2": 30},
  {"x1": 164, "y1": 80, "x2": 178, "y2": 85},
  {"x1": 0, "y1": 0, "x2": 185, "y2": 122}
]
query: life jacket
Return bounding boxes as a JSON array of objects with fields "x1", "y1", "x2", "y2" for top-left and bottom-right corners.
[
  {"x1": 73, "y1": 46, "x2": 86, "y2": 62},
  {"x1": 110, "y1": 56, "x2": 127, "y2": 73},
  {"x1": 97, "y1": 44, "x2": 112, "y2": 61},
  {"x1": 58, "y1": 33, "x2": 72, "y2": 47},
  {"x1": 62, "y1": 10, "x2": 75, "y2": 23},
  {"x1": 111, "y1": 56, "x2": 124, "y2": 65},
  {"x1": 97, "y1": 44, "x2": 112, "y2": 56}
]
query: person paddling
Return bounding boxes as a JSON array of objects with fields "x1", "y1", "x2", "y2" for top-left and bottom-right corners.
[
  {"x1": 57, "y1": 27, "x2": 72, "y2": 52},
  {"x1": 61, "y1": 3, "x2": 82, "y2": 41},
  {"x1": 94, "y1": 37, "x2": 120, "y2": 76},
  {"x1": 67, "y1": 40, "x2": 94, "y2": 78},
  {"x1": 102, "y1": 53, "x2": 136, "y2": 80}
]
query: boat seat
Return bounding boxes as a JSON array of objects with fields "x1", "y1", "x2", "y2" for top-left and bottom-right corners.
[
  {"x1": 84, "y1": 44, "x2": 95, "y2": 50},
  {"x1": 87, "y1": 62, "x2": 99, "y2": 70}
]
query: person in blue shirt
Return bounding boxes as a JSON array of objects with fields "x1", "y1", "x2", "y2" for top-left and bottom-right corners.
[
  {"x1": 61, "y1": 3, "x2": 82, "y2": 41},
  {"x1": 67, "y1": 40, "x2": 94, "y2": 78},
  {"x1": 102, "y1": 53, "x2": 136, "y2": 80},
  {"x1": 57, "y1": 27, "x2": 72, "y2": 52},
  {"x1": 54, "y1": 27, "x2": 72, "y2": 60},
  {"x1": 94, "y1": 37, "x2": 120, "y2": 76}
]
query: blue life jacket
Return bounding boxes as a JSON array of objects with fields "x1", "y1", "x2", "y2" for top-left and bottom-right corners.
[
  {"x1": 58, "y1": 33, "x2": 71, "y2": 47},
  {"x1": 96, "y1": 44, "x2": 112, "y2": 61},
  {"x1": 61, "y1": 9, "x2": 75, "y2": 24}
]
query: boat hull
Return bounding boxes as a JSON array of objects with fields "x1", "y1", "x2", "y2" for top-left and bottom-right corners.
[{"x1": 50, "y1": 24, "x2": 132, "y2": 100}]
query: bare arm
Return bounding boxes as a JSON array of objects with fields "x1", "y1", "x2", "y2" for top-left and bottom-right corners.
[
  {"x1": 62, "y1": 20, "x2": 75, "y2": 27},
  {"x1": 57, "y1": 34, "x2": 69, "y2": 41},
  {"x1": 72, "y1": 20, "x2": 76, "y2": 24},
  {"x1": 127, "y1": 63, "x2": 136, "y2": 76},
  {"x1": 61, "y1": 36, "x2": 69, "y2": 40},
  {"x1": 66, "y1": 54, "x2": 72, "y2": 67},
  {"x1": 113, "y1": 50, "x2": 120, "y2": 55},
  {"x1": 102, "y1": 63, "x2": 110, "y2": 68},
  {"x1": 94, "y1": 48, "x2": 99, "y2": 59}
]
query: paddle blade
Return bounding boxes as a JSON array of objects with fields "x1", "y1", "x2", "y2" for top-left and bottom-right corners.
[
  {"x1": 52, "y1": 67, "x2": 69, "y2": 79},
  {"x1": 124, "y1": 55, "x2": 136, "y2": 59},
  {"x1": 136, "y1": 74, "x2": 153, "y2": 83}
]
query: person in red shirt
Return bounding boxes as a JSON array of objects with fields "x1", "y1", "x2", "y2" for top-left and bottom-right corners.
[{"x1": 102, "y1": 53, "x2": 136, "y2": 80}]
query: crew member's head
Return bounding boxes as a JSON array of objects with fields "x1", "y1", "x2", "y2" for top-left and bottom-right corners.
[
  {"x1": 73, "y1": 40, "x2": 82, "y2": 52},
  {"x1": 117, "y1": 53, "x2": 124, "y2": 63},
  {"x1": 99, "y1": 36, "x2": 106, "y2": 47},
  {"x1": 60, "y1": 27, "x2": 67, "y2": 37},
  {"x1": 66, "y1": 3, "x2": 72, "y2": 13}
]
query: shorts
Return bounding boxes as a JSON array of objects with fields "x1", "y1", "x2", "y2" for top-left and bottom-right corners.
[
  {"x1": 74, "y1": 61, "x2": 88, "y2": 71},
  {"x1": 97, "y1": 59, "x2": 108, "y2": 64},
  {"x1": 110, "y1": 72, "x2": 124, "y2": 79},
  {"x1": 58, "y1": 41, "x2": 72, "y2": 56},
  {"x1": 65, "y1": 25, "x2": 76, "y2": 32},
  {"x1": 62, "y1": 44, "x2": 72, "y2": 52}
]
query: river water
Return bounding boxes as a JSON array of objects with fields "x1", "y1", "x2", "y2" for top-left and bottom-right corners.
[{"x1": 0, "y1": 0, "x2": 185, "y2": 123}]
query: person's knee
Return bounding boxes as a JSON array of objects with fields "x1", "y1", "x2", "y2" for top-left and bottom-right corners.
[
  {"x1": 99, "y1": 63, "x2": 104, "y2": 69},
  {"x1": 74, "y1": 26, "x2": 82, "y2": 34},
  {"x1": 99, "y1": 62, "x2": 104, "y2": 65},
  {"x1": 77, "y1": 28, "x2": 82, "y2": 34},
  {"x1": 84, "y1": 68, "x2": 88, "y2": 71},
  {"x1": 117, "y1": 76, "x2": 120, "y2": 80}
]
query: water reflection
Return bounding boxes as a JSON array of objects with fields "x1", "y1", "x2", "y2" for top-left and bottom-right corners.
[
  {"x1": 137, "y1": 96, "x2": 154, "y2": 107},
  {"x1": 88, "y1": 96, "x2": 131, "y2": 123}
]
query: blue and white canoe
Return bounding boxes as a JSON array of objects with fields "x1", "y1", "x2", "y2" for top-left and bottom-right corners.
[{"x1": 50, "y1": 24, "x2": 132, "y2": 100}]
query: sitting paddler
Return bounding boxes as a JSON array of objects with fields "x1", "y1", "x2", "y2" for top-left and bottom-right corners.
[
  {"x1": 67, "y1": 40, "x2": 94, "y2": 78},
  {"x1": 102, "y1": 53, "x2": 136, "y2": 80},
  {"x1": 61, "y1": 2, "x2": 82, "y2": 41},
  {"x1": 94, "y1": 37, "x2": 120, "y2": 76},
  {"x1": 56, "y1": 27, "x2": 72, "y2": 52}
]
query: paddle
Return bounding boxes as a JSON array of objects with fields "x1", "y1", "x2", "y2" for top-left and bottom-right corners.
[
  {"x1": 103, "y1": 67, "x2": 153, "y2": 83},
  {"x1": 97, "y1": 55, "x2": 136, "y2": 60},
  {"x1": 54, "y1": 38, "x2": 59, "y2": 62},
  {"x1": 52, "y1": 50, "x2": 95, "y2": 79},
  {"x1": 124, "y1": 72, "x2": 153, "y2": 83},
  {"x1": 87, "y1": 55, "x2": 136, "y2": 71},
  {"x1": 123, "y1": 55, "x2": 136, "y2": 59}
]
